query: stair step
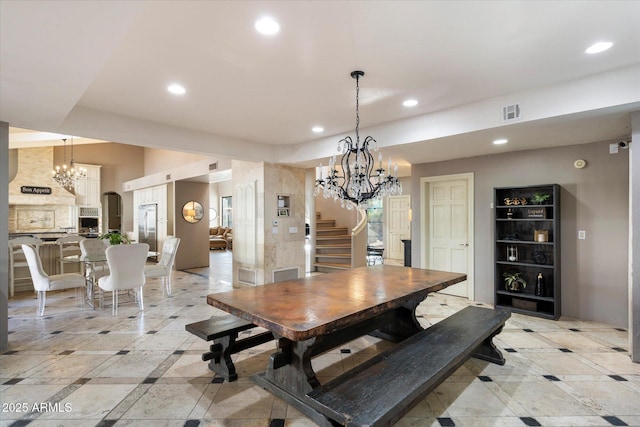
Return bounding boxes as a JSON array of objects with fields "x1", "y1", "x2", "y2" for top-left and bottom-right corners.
[
  {"x1": 315, "y1": 253, "x2": 351, "y2": 259},
  {"x1": 316, "y1": 246, "x2": 351, "y2": 255},
  {"x1": 316, "y1": 243, "x2": 352, "y2": 248},
  {"x1": 317, "y1": 220, "x2": 336, "y2": 228},
  {"x1": 314, "y1": 262, "x2": 352, "y2": 271},
  {"x1": 317, "y1": 228, "x2": 349, "y2": 236}
]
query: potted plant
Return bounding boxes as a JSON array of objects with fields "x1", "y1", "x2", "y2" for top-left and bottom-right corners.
[
  {"x1": 503, "y1": 272, "x2": 527, "y2": 292},
  {"x1": 530, "y1": 192, "x2": 550, "y2": 205},
  {"x1": 99, "y1": 231, "x2": 131, "y2": 245}
]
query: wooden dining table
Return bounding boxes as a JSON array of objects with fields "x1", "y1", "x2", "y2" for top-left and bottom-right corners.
[{"x1": 207, "y1": 264, "x2": 466, "y2": 425}]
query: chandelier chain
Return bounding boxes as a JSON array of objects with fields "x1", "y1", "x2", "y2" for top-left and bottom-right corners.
[{"x1": 355, "y1": 73, "x2": 360, "y2": 145}]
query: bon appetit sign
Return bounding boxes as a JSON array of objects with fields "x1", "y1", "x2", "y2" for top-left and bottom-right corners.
[{"x1": 21, "y1": 186, "x2": 52, "y2": 195}]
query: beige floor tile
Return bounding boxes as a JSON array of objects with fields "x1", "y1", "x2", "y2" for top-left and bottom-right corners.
[
  {"x1": 496, "y1": 380, "x2": 599, "y2": 417},
  {"x1": 38, "y1": 383, "x2": 139, "y2": 420},
  {"x1": 121, "y1": 383, "x2": 208, "y2": 420},
  {"x1": 434, "y1": 382, "x2": 516, "y2": 417}
]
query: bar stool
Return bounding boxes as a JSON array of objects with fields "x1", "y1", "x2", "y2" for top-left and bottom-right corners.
[
  {"x1": 8, "y1": 236, "x2": 43, "y2": 297},
  {"x1": 56, "y1": 235, "x2": 86, "y2": 274}
]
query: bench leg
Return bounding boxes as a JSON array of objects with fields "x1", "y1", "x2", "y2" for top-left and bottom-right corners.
[
  {"x1": 203, "y1": 331, "x2": 275, "y2": 382},
  {"x1": 472, "y1": 325, "x2": 506, "y2": 365},
  {"x1": 204, "y1": 333, "x2": 241, "y2": 382}
]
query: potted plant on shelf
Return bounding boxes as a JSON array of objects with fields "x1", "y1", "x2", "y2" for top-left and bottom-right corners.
[
  {"x1": 99, "y1": 231, "x2": 131, "y2": 245},
  {"x1": 530, "y1": 192, "x2": 550, "y2": 205},
  {"x1": 503, "y1": 272, "x2": 527, "y2": 292}
]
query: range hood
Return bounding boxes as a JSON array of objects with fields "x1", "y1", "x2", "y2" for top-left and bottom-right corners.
[{"x1": 8, "y1": 146, "x2": 76, "y2": 206}]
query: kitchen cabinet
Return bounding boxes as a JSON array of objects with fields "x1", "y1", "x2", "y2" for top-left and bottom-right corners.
[{"x1": 74, "y1": 164, "x2": 102, "y2": 206}]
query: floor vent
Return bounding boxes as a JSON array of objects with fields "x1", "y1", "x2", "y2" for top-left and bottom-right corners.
[
  {"x1": 273, "y1": 267, "x2": 299, "y2": 283},
  {"x1": 502, "y1": 103, "x2": 521, "y2": 122},
  {"x1": 237, "y1": 268, "x2": 256, "y2": 285}
]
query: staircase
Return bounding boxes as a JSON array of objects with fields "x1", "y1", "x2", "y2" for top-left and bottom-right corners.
[{"x1": 314, "y1": 212, "x2": 352, "y2": 273}]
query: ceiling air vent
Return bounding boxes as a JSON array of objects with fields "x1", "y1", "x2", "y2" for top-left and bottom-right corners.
[
  {"x1": 209, "y1": 162, "x2": 218, "y2": 171},
  {"x1": 502, "y1": 103, "x2": 521, "y2": 122}
]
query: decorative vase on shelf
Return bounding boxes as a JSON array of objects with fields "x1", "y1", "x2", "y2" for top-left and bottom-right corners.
[{"x1": 535, "y1": 272, "x2": 545, "y2": 297}]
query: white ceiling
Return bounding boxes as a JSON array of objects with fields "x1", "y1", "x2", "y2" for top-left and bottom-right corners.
[{"x1": 2, "y1": 1, "x2": 639, "y2": 173}]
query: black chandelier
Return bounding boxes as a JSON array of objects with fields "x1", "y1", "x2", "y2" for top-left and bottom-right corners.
[{"x1": 315, "y1": 71, "x2": 402, "y2": 209}]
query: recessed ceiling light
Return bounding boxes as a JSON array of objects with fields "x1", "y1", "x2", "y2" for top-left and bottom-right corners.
[
  {"x1": 312, "y1": 126, "x2": 324, "y2": 133},
  {"x1": 255, "y1": 17, "x2": 280, "y2": 35},
  {"x1": 167, "y1": 84, "x2": 186, "y2": 95},
  {"x1": 585, "y1": 41, "x2": 613, "y2": 54},
  {"x1": 403, "y1": 99, "x2": 418, "y2": 107},
  {"x1": 493, "y1": 139, "x2": 508, "y2": 145}
]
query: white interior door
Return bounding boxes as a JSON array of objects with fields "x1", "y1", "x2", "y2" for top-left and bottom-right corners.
[
  {"x1": 386, "y1": 195, "x2": 411, "y2": 260},
  {"x1": 429, "y1": 178, "x2": 470, "y2": 298}
]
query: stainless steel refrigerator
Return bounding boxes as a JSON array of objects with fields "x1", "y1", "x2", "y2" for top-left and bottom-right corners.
[{"x1": 138, "y1": 204, "x2": 157, "y2": 253}]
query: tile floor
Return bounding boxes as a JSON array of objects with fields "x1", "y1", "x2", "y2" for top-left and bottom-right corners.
[{"x1": 2, "y1": 251, "x2": 639, "y2": 427}]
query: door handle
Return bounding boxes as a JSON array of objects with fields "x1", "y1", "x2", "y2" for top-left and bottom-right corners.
[{"x1": 459, "y1": 243, "x2": 469, "y2": 247}]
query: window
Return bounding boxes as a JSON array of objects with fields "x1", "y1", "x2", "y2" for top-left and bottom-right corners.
[
  {"x1": 222, "y1": 196, "x2": 233, "y2": 228},
  {"x1": 366, "y1": 199, "x2": 383, "y2": 247}
]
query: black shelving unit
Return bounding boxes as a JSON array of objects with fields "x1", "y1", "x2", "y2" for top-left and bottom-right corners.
[{"x1": 494, "y1": 184, "x2": 560, "y2": 320}]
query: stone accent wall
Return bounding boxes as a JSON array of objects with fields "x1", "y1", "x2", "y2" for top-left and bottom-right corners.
[{"x1": 8, "y1": 147, "x2": 76, "y2": 232}]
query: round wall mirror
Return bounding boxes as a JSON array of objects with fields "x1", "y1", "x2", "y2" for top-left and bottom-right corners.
[{"x1": 182, "y1": 200, "x2": 204, "y2": 223}]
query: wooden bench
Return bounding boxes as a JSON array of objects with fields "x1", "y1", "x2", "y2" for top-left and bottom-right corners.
[
  {"x1": 305, "y1": 306, "x2": 511, "y2": 427},
  {"x1": 186, "y1": 315, "x2": 274, "y2": 382}
]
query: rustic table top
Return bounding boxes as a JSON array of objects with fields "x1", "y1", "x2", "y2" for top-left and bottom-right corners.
[{"x1": 207, "y1": 265, "x2": 466, "y2": 341}]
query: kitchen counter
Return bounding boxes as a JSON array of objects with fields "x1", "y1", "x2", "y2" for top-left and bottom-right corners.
[{"x1": 9, "y1": 232, "x2": 99, "y2": 242}]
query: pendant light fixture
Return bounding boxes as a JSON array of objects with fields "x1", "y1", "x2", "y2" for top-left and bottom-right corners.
[
  {"x1": 315, "y1": 70, "x2": 402, "y2": 208},
  {"x1": 52, "y1": 137, "x2": 87, "y2": 189}
]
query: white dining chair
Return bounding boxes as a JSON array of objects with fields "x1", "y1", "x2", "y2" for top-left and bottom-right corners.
[
  {"x1": 144, "y1": 237, "x2": 180, "y2": 296},
  {"x1": 56, "y1": 234, "x2": 86, "y2": 274},
  {"x1": 98, "y1": 243, "x2": 149, "y2": 315},
  {"x1": 80, "y1": 238, "x2": 110, "y2": 304},
  {"x1": 80, "y1": 239, "x2": 111, "y2": 278},
  {"x1": 21, "y1": 244, "x2": 86, "y2": 316},
  {"x1": 8, "y1": 236, "x2": 43, "y2": 298}
]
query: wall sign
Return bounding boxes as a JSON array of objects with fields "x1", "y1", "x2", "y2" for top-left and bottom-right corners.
[{"x1": 21, "y1": 186, "x2": 52, "y2": 195}]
